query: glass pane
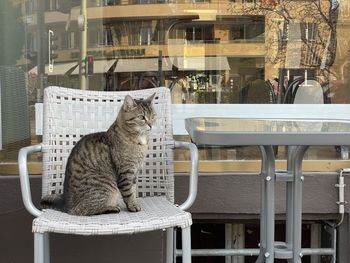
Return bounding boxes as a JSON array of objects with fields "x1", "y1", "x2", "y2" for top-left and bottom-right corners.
[{"x1": 0, "y1": 0, "x2": 349, "y2": 165}]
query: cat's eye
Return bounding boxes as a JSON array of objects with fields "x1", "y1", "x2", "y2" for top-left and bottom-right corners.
[{"x1": 138, "y1": 115, "x2": 145, "y2": 120}]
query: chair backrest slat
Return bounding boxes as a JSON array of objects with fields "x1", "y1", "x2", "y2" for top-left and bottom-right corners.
[{"x1": 42, "y1": 86, "x2": 174, "y2": 202}]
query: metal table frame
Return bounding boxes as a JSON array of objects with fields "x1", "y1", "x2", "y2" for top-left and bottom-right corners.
[
  {"x1": 184, "y1": 117, "x2": 350, "y2": 263},
  {"x1": 256, "y1": 145, "x2": 308, "y2": 263}
]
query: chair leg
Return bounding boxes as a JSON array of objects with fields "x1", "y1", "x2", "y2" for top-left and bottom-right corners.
[
  {"x1": 34, "y1": 233, "x2": 45, "y2": 263},
  {"x1": 181, "y1": 227, "x2": 191, "y2": 263},
  {"x1": 166, "y1": 228, "x2": 174, "y2": 263},
  {"x1": 44, "y1": 233, "x2": 50, "y2": 263}
]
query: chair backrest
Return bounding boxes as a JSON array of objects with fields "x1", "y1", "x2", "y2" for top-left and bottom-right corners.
[
  {"x1": 282, "y1": 77, "x2": 305, "y2": 104},
  {"x1": 240, "y1": 79, "x2": 275, "y2": 104},
  {"x1": 41, "y1": 86, "x2": 175, "y2": 202},
  {"x1": 293, "y1": 80, "x2": 324, "y2": 104}
]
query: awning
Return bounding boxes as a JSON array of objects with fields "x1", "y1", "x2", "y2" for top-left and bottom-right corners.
[
  {"x1": 28, "y1": 66, "x2": 38, "y2": 75},
  {"x1": 27, "y1": 62, "x2": 78, "y2": 76},
  {"x1": 46, "y1": 62, "x2": 78, "y2": 76},
  {"x1": 71, "y1": 59, "x2": 116, "y2": 75},
  {"x1": 174, "y1": 56, "x2": 230, "y2": 71},
  {"x1": 114, "y1": 58, "x2": 173, "y2": 73}
]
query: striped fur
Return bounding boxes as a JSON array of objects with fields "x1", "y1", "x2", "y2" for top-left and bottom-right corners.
[{"x1": 41, "y1": 93, "x2": 156, "y2": 216}]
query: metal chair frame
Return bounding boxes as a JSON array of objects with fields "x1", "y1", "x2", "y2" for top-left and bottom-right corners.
[{"x1": 18, "y1": 86, "x2": 198, "y2": 263}]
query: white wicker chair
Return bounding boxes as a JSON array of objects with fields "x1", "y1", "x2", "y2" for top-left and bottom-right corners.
[{"x1": 18, "y1": 86, "x2": 198, "y2": 263}]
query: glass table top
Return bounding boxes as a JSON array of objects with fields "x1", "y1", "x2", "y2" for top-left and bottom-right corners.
[{"x1": 185, "y1": 117, "x2": 350, "y2": 146}]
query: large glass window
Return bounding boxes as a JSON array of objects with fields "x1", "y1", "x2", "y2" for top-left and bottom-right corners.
[{"x1": 0, "y1": 0, "x2": 349, "y2": 165}]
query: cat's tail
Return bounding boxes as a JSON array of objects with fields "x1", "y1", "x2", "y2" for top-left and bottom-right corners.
[{"x1": 41, "y1": 194, "x2": 65, "y2": 211}]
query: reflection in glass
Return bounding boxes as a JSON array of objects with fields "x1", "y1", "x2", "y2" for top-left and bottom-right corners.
[{"x1": 1, "y1": 0, "x2": 350, "y2": 163}]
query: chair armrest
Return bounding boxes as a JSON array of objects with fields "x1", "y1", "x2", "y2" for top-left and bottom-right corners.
[
  {"x1": 18, "y1": 144, "x2": 43, "y2": 217},
  {"x1": 174, "y1": 140, "x2": 198, "y2": 211}
]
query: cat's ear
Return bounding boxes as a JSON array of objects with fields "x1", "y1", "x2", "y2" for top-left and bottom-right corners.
[
  {"x1": 145, "y1": 93, "x2": 156, "y2": 103},
  {"x1": 123, "y1": 95, "x2": 137, "y2": 111}
]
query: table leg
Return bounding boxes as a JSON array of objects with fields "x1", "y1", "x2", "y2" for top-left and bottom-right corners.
[
  {"x1": 255, "y1": 146, "x2": 268, "y2": 263},
  {"x1": 292, "y1": 146, "x2": 308, "y2": 263},
  {"x1": 286, "y1": 146, "x2": 295, "y2": 263},
  {"x1": 256, "y1": 146, "x2": 275, "y2": 263}
]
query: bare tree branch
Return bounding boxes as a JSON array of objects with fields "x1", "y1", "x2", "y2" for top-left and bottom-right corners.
[{"x1": 226, "y1": 0, "x2": 339, "y2": 80}]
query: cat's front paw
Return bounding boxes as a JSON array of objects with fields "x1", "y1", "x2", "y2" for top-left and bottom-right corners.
[{"x1": 127, "y1": 202, "x2": 141, "y2": 212}]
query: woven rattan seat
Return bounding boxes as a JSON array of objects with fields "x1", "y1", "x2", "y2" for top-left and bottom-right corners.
[
  {"x1": 19, "y1": 86, "x2": 198, "y2": 263},
  {"x1": 33, "y1": 197, "x2": 191, "y2": 235}
]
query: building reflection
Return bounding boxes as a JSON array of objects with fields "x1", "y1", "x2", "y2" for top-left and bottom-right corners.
[{"x1": 19, "y1": 0, "x2": 350, "y2": 105}]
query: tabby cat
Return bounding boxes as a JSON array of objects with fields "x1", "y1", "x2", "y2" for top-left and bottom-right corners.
[{"x1": 41, "y1": 93, "x2": 156, "y2": 216}]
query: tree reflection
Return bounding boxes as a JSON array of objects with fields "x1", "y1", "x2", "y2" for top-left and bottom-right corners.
[{"x1": 228, "y1": 0, "x2": 340, "y2": 80}]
